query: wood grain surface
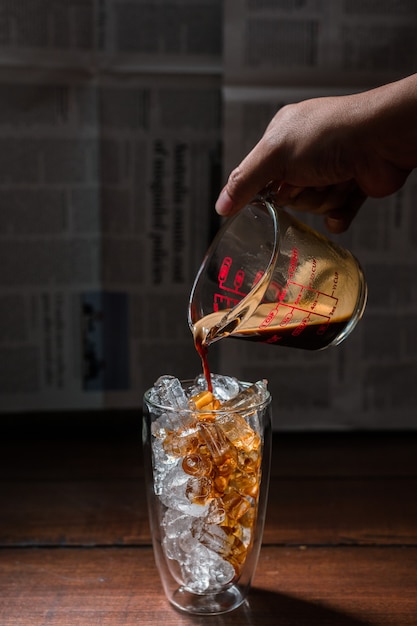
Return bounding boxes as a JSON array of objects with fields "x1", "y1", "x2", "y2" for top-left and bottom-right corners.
[{"x1": 1, "y1": 423, "x2": 416, "y2": 625}]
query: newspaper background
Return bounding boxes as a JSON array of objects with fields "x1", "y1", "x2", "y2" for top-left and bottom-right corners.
[
  {"x1": 0, "y1": 0, "x2": 223, "y2": 413},
  {"x1": 1, "y1": 0, "x2": 417, "y2": 430}
]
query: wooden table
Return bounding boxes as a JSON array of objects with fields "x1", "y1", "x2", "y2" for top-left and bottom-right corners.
[{"x1": 1, "y1": 413, "x2": 416, "y2": 625}]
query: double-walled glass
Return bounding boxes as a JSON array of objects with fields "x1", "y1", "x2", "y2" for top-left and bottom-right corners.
[{"x1": 143, "y1": 380, "x2": 272, "y2": 615}]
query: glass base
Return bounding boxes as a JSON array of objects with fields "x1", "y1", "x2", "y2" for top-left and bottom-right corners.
[{"x1": 170, "y1": 584, "x2": 245, "y2": 615}]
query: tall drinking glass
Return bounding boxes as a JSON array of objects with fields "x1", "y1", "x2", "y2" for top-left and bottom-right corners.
[{"x1": 143, "y1": 378, "x2": 272, "y2": 615}]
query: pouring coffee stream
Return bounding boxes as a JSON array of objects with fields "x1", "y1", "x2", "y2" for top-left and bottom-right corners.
[{"x1": 192, "y1": 277, "x2": 275, "y2": 393}]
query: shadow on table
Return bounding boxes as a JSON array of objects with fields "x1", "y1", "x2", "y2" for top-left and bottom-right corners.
[{"x1": 181, "y1": 588, "x2": 372, "y2": 626}]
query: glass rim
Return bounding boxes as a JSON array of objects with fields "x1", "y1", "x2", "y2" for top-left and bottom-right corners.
[{"x1": 143, "y1": 378, "x2": 271, "y2": 414}]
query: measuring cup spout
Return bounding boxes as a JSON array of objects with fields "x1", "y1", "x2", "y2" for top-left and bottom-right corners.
[{"x1": 205, "y1": 307, "x2": 250, "y2": 345}]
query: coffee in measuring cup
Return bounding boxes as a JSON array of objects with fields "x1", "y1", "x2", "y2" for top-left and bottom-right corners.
[{"x1": 189, "y1": 197, "x2": 367, "y2": 351}]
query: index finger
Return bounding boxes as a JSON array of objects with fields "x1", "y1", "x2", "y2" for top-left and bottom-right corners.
[{"x1": 215, "y1": 143, "x2": 285, "y2": 216}]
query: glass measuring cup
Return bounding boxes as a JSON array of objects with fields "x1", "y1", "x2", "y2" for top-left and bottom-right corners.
[{"x1": 189, "y1": 196, "x2": 367, "y2": 350}]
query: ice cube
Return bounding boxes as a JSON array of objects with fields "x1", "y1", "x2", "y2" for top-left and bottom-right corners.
[
  {"x1": 198, "y1": 422, "x2": 237, "y2": 474},
  {"x1": 216, "y1": 411, "x2": 260, "y2": 453},
  {"x1": 153, "y1": 374, "x2": 188, "y2": 409},
  {"x1": 182, "y1": 451, "x2": 212, "y2": 477},
  {"x1": 185, "y1": 475, "x2": 213, "y2": 505},
  {"x1": 163, "y1": 528, "x2": 199, "y2": 563},
  {"x1": 148, "y1": 376, "x2": 196, "y2": 431},
  {"x1": 191, "y1": 518, "x2": 232, "y2": 558},
  {"x1": 161, "y1": 512, "x2": 199, "y2": 582},
  {"x1": 210, "y1": 374, "x2": 241, "y2": 401},
  {"x1": 163, "y1": 534, "x2": 184, "y2": 561},
  {"x1": 221, "y1": 488, "x2": 251, "y2": 521},
  {"x1": 161, "y1": 511, "x2": 235, "y2": 592},
  {"x1": 151, "y1": 412, "x2": 175, "y2": 439},
  {"x1": 158, "y1": 464, "x2": 188, "y2": 509},
  {"x1": 212, "y1": 557, "x2": 235, "y2": 586},
  {"x1": 187, "y1": 373, "x2": 208, "y2": 396},
  {"x1": 240, "y1": 525, "x2": 252, "y2": 549},
  {"x1": 181, "y1": 544, "x2": 234, "y2": 593},
  {"x1": 152, "y1": 445, "x2": 179, "y2": 495},
  {"x1": 178, "y1": 529, "x2": 200, "y2": 553},
  {"x1": 198, "y1": 422, "x2": 230, "y2": 463},
  {"x1": 221, "y1": 379, "x2": 268, "y2": 411},
  {"x1": 182, "y1": 544, "x2": 213, "y2": 593},
  {"x1": 159, "y1": 465, "x2": 209, "y2": 517},
  {"x1": 231, "y1": 470, "x2": 259, "y2": 498},
  {"x1": 153, "y1": 375, "x2": 189, "y2": 409},
  {"x1": 162, "y1": 427, "x2": 201, "y2": 458},
  {"x1": 162, "y1": 508, "x2": 192, "y2": 539},
  {"x1": 205, "y1": 498, "x2": 226, "y2": 525},
  {"x1": 220, "y1": 379, "x2": 268, "y2": 435},
  {"x1": 237, "y1": 448, "x2": 261, "y2": 474},
  {"x1": 191, "y1": 373, "x2": 241, "y2": 402}
]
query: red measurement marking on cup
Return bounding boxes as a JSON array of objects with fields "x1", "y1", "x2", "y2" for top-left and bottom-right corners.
[
  {"x1": 253, "y1": 270, "x2": 282, "y2": 300},
  {"x1": 330, "y1": 271, "x2": 339, "y2": 297},
  {"x1": 218, "y1": 257, "x2": 232, "y2": 286},
  {"x1": 217, "y1": 256, "x2": 247, "y2": 297},
  {"x1": 213, "y1": 293, "x2": 241, "y2": 312},
  {"x1": 258, "y1": 281, "x2": 339, "y2": 332},
  {"x1": 290, "y1": 282, "x2": 339, "y2": 314}
]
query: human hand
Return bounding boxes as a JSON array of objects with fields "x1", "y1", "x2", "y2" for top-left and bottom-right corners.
[{"x1": 215, "y1": 77, "x2": 417, "y2": 232}]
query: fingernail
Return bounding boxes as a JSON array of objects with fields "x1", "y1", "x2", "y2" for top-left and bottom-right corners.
[{"x1": 215, "y1": 188, "x2": 234, "y2": 216}]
